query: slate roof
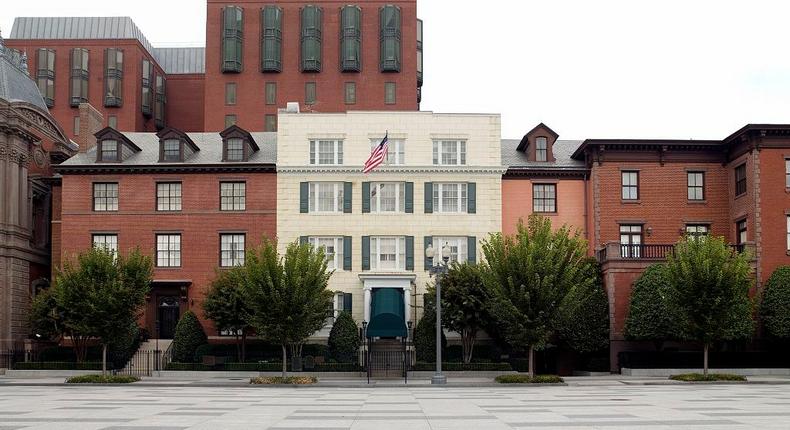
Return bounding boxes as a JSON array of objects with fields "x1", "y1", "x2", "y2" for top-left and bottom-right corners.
[
  {"x1": 501, "y1": 139, "x2": 585, "y2": 170},
  {"x1": 0, "y1": 39, "x2": 48, "y2": 110}
]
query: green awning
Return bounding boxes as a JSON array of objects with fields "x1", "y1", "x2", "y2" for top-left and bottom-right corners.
[{"x1": 367, "y1": 288, "x2": 407, "y2": 338}]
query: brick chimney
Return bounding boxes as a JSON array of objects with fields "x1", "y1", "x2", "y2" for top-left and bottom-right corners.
[{"x1": 76, "y1": 103, "x2": 103, "y2": 153}]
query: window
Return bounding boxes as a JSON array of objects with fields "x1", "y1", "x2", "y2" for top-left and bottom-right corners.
[
  {"x1": 735, "y1": 163, "x2": 747, "y2": 196},
  {"x1": 260, "y1": 6, "x2": 283, "y2": 72},
  {"x1": 161, "y1": 139, "x2": 180, "y2": 162},
  {"x1": 384, "y1": 82, "x2": 396, "y2": 104},
  {"x1": 532, "y1": 184, "x2": 556, "y2": 213},
  {"x1": 308, "y1": 182, "x2": 344, "y2": 213},
  {"x1": 687, "y1": 171, "x2": 704, "y2": 201},
  {"x1": 141, "y1": 59, "x2": 152, "y2": 116},
  {"x1": 156, "y1": 234, "x2": 181, "y2": 267},
  {"x1": 620, "y1": 225, "x2": 642, "y2": 258},
  {"x1": 300, "y1": 5, "x2": 322, "y2": 72},
  {"x1": 36, "y1": 48, "x2": 55, "y2": 107},
  {"x1": 99, "y1": 139, "x2": 119, "y2": 162},
  {"x1": 432, "y1": 140, "x2": 466, "y2": 166},
  {"x1": 309, "y1": 139, "x2": 343, "y2": 165},
  {"x1": 379, "y1": 5, "x2": 401, "y2": 72},
  {"x1": 535, "y1": 137, "x2": 548, "y2": 162},
  {"x1": 737, "y1": 219, "x2": 747, "y2": 245},
  {"x1": 225, "y1": 115, "x2": 237, "y2": 128},
  {"x1": 70, "y1": 48, "x2": 89, "y2": 107},
  {"x1": 265, "y1": 82, "x2": 277, "y2": 105},
  {"x1": 370, "y1": 182, "x2": 405, "y2": 213},
  {"x1": 340, "y1": 5, "x2": 361, "y2": 72},
  {"x1": 787, "y1": 216, "x2": 790, "y2": 252},
  {"x1": 264, "y1": 114, "x2": 277, "y2": 132},
  {"x1": 108, "y1": 116, "x2": 117, "y2": 129},
  {"x1": 154, "y1": 75, "x2": 166, "y2": 128},
  {"x1": 225, "y1": 82, "x2": 237, "y2": 105},
  {"x1": 417, "y1": 19, "x2": 423, "y2": 87},
  {"x1": 786, "y1": 159, "x2": 790, "y2": 188},
  {"x1": 621, "y1": 171, "x2": 639, "y2": 200},
  {"x1": 433, "y1": 183, "x2": 468, "y2": 213},
  {"x1": 222, "y1": 6, "x2": 244, "y2": 72},
  {"x1": 92, "y1": 234, "x2": 118, "y2": 256},
  {"x1": 305, "y1": 82, "x2": 316, "y2": 105},
  {"x1": 345, "y1": 82, "x2": 356, "y2": 104},
  {"x1": 93, "y1": 183, "x2": 119, "y2": 211},
  {"x1": 220, "y1": 234, "x2": 245, "y2": 267},
  {"x1": 220, "y1": 182, "x2": 246, "y2": 211},
  {"x1": 225, "y1": 138, "x2": 244, "y2": 161},
  {"x1": 371, "y1": 138, "x2": 404, "y2": 165},
  {"x1": 686, "y1": 224, "x2": 709, "y2": 237},
  {"x1": 104, "y1": 48, "x2": 123, "y2": 107},
  {"x1": 370, "y1": 236, "x2": 406, "y2": 271},
  {"x1": 156, "y1": 182, "x2": 182, "y2": 211},
  {"x1": 72, "y1": 116, "x2": 80, "y2": 136},
  {"x1": 432, "y1": 237, "x2": 468, "y2": 264},
  {"x1": 308, "y1": 236, "x2": 344, "y2": 270}
]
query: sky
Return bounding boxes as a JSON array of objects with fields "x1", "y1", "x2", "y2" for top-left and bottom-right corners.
[{"x1": 3, "y1": 0, "x2": 790, "y2": 139}]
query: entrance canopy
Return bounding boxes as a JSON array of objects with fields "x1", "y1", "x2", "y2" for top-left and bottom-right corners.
[{"x1": 367, "y1": 288, "x2": 407, "y2": 338}]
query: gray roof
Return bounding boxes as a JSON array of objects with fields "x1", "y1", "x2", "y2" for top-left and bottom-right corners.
[
  {"x1": 153, "y1": 47, "x2": 205, "y2": 74},
  {"x1": 0, "y1": 39, "x2": 48, "y2": 110},
  {"x1": 501, "y1": 139, "x2": 585, "y2": 170},
  {"x1": 62, "y1": 132, "x2": 277, "y2": 166}
]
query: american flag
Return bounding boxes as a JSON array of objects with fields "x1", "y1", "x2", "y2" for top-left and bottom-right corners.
[{"x1": 363, "y1": 133, "x2": 389, "y2": 174}]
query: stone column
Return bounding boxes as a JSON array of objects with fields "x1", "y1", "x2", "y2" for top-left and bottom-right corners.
[{"x1": 363, "y1": 286, "x2": 372, "y2": 323}]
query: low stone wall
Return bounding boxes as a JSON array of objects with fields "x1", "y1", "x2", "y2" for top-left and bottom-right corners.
[{"x1": 622, "y1": 368, "x2": 790, "y2": 377}]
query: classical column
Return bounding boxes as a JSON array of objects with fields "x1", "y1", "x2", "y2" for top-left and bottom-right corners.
[
  {"x1": 403, "y1": 283, "x2": 412, "y2": 324},
  {"x1": 363, "y1": 285, "x2": 372, "y2": 323}
]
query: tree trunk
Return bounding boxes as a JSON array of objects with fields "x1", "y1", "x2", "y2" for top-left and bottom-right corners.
[
  {"x1": 281, "y1": 344, "x2": 287, "y2": 378},
  {"x1": 703, "y1": 343, "x2": 709, "y2": 376},
  {"x1": 241, "y1": 330, "x2": 247, "y2": 363},
  {"x1": 461, "y1": 329, "x2": 477, "y2": 364},
  {"x1": 235, "y1": 331, "x2": 241, "y2": 363},
  {"x1": 73, "y1": 335, "x2": 88, "y2": 363},
  {"x1": 102, "y1": 344, "x2": 107, "y2": 376},
  {"x1": 528, "y1": 345, "x2": 535, "y2": 378}
]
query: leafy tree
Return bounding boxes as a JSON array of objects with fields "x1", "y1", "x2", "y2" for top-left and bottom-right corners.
[
  {"x1": 414, "y1": 293, "x2": 447, "y2": 362},
  {"x1": 242, "y1": 240, "x2": 333, "y2": 377},
  {"x1": 328, "y1": 311, "x2": 360, "y2": 362},
  {"x1": 554, "y1": 259, "x2": 610, "y2": 354},
  {"x1": 203, "y1": 267, "x2": 251, "y2": 362},
  {"x1": 172, "y1": 310, "x2": 208, "y2": 363},
  {"x1": 760, "y1": 266, "x2": 790, "y2": 340},
  {"x1": 624, "y1": 264, "x2": 685, "y2": 350},
  {"x1": 665, "y1": 235, "x2": 754, "y2": 375},
  {"x1": 29, "y1": 288, "x2": 65, "y2": 342},
  {"x1": 482, "y1": 215, "x2": 597, "y2": 376},
  {"x1": 436, "y1": 261, "x2": 489, "y2": 363}
]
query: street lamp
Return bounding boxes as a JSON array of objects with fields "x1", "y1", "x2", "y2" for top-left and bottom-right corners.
[{"x1": 425, "y1": 241, "x2": 451, "y2": 385}]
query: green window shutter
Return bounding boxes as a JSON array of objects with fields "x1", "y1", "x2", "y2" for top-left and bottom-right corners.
[
  {"x1": 299, "y1": 182, "x2": 309, "y2": 213},
  {"x1": 300, "y1": 5, "x2": 322, "y2": 72},
  {"x1": 300, "y1": 236, "x2": 309, "y2": 245},
  {"x1": 361, "y1": 182, "x2": 371, "y2": 213},
  {"x1": 343, "y1": 236, "x2": 352, "y2": 270},
  {"x1": 340, "y1": 5, "x2": 361, "y2": 72},
  {"x1": 405, "y1": 236, "x2": 414, "y2": 270},
  {"x1": 379, "y1": 5, "x2": 401, "y2": 72},
  {"x1": 343, "y1": 293, "x2": 353, "y2": 313},
  {"x1": 222, "y1": 6, "x2": 244, "y2": 73},
  {"x1": 343, "y1": 182, "x2": 352, "y2": 213},
  {"x1": 361, "y1": 236, "x2": 370, "y2": 270},
  {"x1": 467, "y1": 236, "x2": 477, "y2": 263},
  {"x1": 424, "y1": 182, "x2": 433, "y2": 213},
  {"x1": 424, "y1": 236, "x2": 433, "y2": 270},
  {"x1": 404, "y1": 182, "x2": 414, "y2": 213},
  {"x1": 260, "y1": 6, "x2": 283, "y2": 72},
  {"x1": 467, "y1": 182, "x2": 476, "y2": 214}
]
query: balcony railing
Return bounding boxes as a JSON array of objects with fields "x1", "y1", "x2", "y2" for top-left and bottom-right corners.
[{"x1": 596, "y1": 242, "x2": 754, "y2": 263}]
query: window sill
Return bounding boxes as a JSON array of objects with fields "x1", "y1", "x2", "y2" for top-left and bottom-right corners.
[
  {"x1": 307, "y1": 212, "x2": 348, "y2": 215},
  {"x1": 155, "y1": 266, "x2": 182, "y2": 270},
  {"x1": 734, "y1": 193, "x2": 746, "y2": 201},
  {"x1": 687, "y1": 200, "x2": 707, "y2": 205},
  {"x1": 621, "y1": 200, "x2": 641, "y2": 204},
  {"x1": 533, "y1": 211, "x2": 558, "y2": 216}
]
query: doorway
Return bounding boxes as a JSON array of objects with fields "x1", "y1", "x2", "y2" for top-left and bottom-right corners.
[{"x1": 157, "y1": 296, "x2": 180, "y2": 339}]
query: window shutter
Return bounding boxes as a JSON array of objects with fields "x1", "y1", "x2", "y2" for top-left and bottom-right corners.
[
  {"x1": 361, "y1": 182, "x2": 371, "y2": 213},
  {"x1": 404, "y1": 182, "x2": 414, "y2": 213},
  {"x1": 300, "y1": 236, "x2": 309, "y2": 245},
  {"x1": 343, "y1": 182, "x2": 353, "y2": 213},
  {"x1": 424, "y1": 236, "x2": 433, "y2": 270},
  {"x1": 405, "y1": 236, "x2": 414, "y2": 270},
  {"x1": 343, "y1": 236, "x2": 352, "y2": 270},
  {"x1": 467, "y1": 182, "x2": 476, "y2": 213},
  {"x1": 300, "y1": 182, "x2": 309, "y2": 213},
  {"x1": 467, "y1": 236, "x2": 477, "y2": 263},
  {"x1": 343, "y1": 293, "x2": 353, "y2": 313},
  {"x1": 361, "y1": 236, "x2": 370, "y2": 270},
  {"x1": 424, "y1": 182, "x2": 433, "y2": 213}
]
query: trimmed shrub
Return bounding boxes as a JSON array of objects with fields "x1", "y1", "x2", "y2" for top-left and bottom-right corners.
[
  {"x1": 250, "y1": 376, "x2": 317, "y2": 384},
  {"x1": 172, "y1": 310, "x2": 208, "y2": 363},
  {"x1": 495, "y1": 374, "x2": 564, "y2": 384},
  {"x1": 761, "y1": 266, "x2": 790, "y2": 340},
  {"x1": 624, "y1": 264, "x2": 683, "y2": 346},
  {"x1": 669, "y1": 373, "x2": 746, "y2": 382},
  {"x1": 328, "y1": 311, "x2": 360, "y2": 363},
  {"x1": 66, "y1": 374, "x2": 140, "y2": 383}
]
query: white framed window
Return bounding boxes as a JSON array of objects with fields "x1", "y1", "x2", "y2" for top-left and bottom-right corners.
[
  {"x1": 93, "y1": 183, "x2": 119, "y2": 211},
  {"x1": 220, "y1": 182, "x2": 246, "y2": 211},
  {"x1": 220, "y1": 234, "x2": 245, "y2": 267},
  {"x1": 432, "y1": 237, "x2": 468, "y2": 264},
  {"x1": 308, "y1": 182, "x2": 344, "y2": 213},
  {"x1": 685, "y1": 224, "x2": 709, "y2": 237},
  {"x1": 156, "y1": 182, "x2": 182, "y2": 211},
  {"x1": 532, "y1": 184, "x2": 556, "y2": 213},
  {"x1": 309, "y1": 139, "x2": 344, "y2": 165},
  {"x1": 433, "y1": 183, "x2": 468, "y2": 213},
  {"x1": 622, "y1": 171, "x2": 639, "y2": 200},
  {"x1": 100, "y1": 139, "x2": 119, "y2": 161},
  {"x1": 92, "y1": 234, "x2": 118, "y2": 256},
  {"x1": 432, "y1": 140, "x2": 466, "y2": 166},
  {"x1": 787, "y1": 216, "x2": 790, "y2": 252},
  {"x1": 226, "y1": 138, "x2": 244, "y2": 161},
  {"x1": 370, "y1": 138, "x2": 405, "y2": 165},
  {"x1": 619, "y1": 225, "x2": 642, "y2": 258},
  {"x1": 370, "y1": 182, "x2": 405, "y2": 213},
  {"x1": 308, "y1": 236, "x2": 344, "y2": 270},
  {"x1": 156, "y1": 234, "x2": 181, "y2": 267},
  {"x1": 370, "y1": 236, "x2": 406, "y2": 271},
  {"x1": 535, "y1": 137, "x2": 548, "y2": 162}
]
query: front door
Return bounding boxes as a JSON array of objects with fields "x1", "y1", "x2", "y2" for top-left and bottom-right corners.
[{"x1": 157, "y1": 296, "x2": 180, "y2": 339}]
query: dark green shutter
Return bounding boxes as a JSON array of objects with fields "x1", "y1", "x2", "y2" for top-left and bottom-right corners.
[
  {"x1": 467, "y1": 236, "x2": 476, "y2": 263},
  {"x1": 343, "y1": 236, "x2": 352, "y2": 270},
  {"x1": 405, "y1": 236, "x2": 414, "y2": 270},
  {"x1": 300, "y1": 236, "x2": 309, "y2": 245},
  {"x1": 343, "y1": 293, "x2": 353, "y2": 313},
  {"x1": 299, "y1": 182, "x2": 309, "y2": 213},
  {"x1": 404, "y1": 182, "x2": 414, "y2": 213},
  {"x1": 424, "y1": 236, "x2": 433, "y2": 269},
  {"x1": 361, "y1": 236, "x2": 370, "y2": 270},
  {"x1": 467, "y1": 182, "x2": 476, "y2": 213},
  {"x1": 424, "y1": 182, "x2": 433, "y2": 213},
  {"x1": 361, "y1": 182, "x2": 371, "y2": 213},
  {"x1": 343, "y1": 182, "x2": 352, "y2": 213}
]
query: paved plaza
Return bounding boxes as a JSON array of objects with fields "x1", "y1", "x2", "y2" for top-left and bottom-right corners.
[{"x1": 0, "y1": 382, "x2": 789, "y2": 429}]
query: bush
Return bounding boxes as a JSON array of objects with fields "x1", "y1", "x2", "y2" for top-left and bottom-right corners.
[
  {"x1": 495, "y1": 374, "x2": 564, "y2": 384},
  {"x1": 66, "y1": 374, "x2": 140, "y2": 383},
  {"x1": 172, "y1": 311, "x2": 208, "y2": 363},
  {"x1": 555, "y1": 262, "x2": 610, "y2": 354},
  {"x1": 761, "y1": 266, "x2": 790, "y2": 340},
  {"x1": 414, "y1": 295, "x2": 446, "y2": 362},
  {"x1": 108, "y1": 322, "x2": 142, "y2": 369},
  {"x1": 413, "y1": 362, "x2": 511, "y2": 371},
  {"x1": 250, "y1": 376, "x2": 317, "y2": 384},
  {"x1": 669, "y1": 373, "x2": 746, "y2": 382},
  {"x1": 164, "y1": 362, "x2": 210, "y2": 371},
  {"x1": 13, "y1": 361, "x2": 102, "y2": 370},
  {"x1": 624, "y1": 264, "x2": 683, "y2": 346},
  {"x1": 328, "y1": 311, "x2": 360, "y2": 363}
]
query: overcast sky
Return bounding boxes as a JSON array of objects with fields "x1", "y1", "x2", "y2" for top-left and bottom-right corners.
[{"x1": 3, "y1": 0, "x2": 790, "y2": 139}]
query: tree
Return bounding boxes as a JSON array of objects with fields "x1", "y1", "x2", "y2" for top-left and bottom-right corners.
[
  {"x1": 760, "y1": 266, "x2": 790, "y2": 341},
  {"x1": 482, "y1": 215, "x2": 597, "y2": 376},
  {"x1": 624, "y1": 264, "x2": 684, "y2": 350},
  {"x1": 29, "y1": 287, "x2": 65, "y2": 342},
  {"x1": 203, "y1": 267, "x2": 251, "y2": 362},
  {"x1": 414, "y1": 293, "x2": 447, "y2": 362},
  {"x1": 328, "y1": 311, "x2": 360, "y2": 363},
  {"x1": 242, "y1": 239, "x2": 333, "y2": 377},
  {"x1": 172, "y1": 310, "x2": 208, "y2": 363},
  {"x1": 665, "y1": 235, "x2": 754, "y2": 375},
  {"x1": 554, "y1": 259, "x2": 610, "y2": 354},
  {"x1": 436, "y1": 261, "x2": 489, "y2": 363}
]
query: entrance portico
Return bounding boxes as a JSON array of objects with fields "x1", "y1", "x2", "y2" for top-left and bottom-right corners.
[{"x1": 359, "y1": 274, "x2": 415, "y2": 331}]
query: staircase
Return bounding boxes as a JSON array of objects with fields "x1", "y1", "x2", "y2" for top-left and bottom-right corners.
[
  {"x1": 122, "y1": 339, "x2": 172, "y2": 375},
  {"x1": 368, "y1": 339, "x2": 407, "y2": 379}
]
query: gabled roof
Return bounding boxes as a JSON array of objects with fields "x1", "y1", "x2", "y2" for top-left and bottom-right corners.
[
  {"x1": 517, "y1": 122, "x2": 559, "y2": 152},
  {"x1": 156, "y1": 126, "x2": 200, "y2": 153},
  {"x1": 220, "y1": 125, "x2": 260, "y2": 152},
  {"x1": 94, "y1": 126, "x2": 142, "y2": 151}
]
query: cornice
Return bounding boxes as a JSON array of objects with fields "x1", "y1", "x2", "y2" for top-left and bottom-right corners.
[
  {"x1": 54, "y1": 163, "x2": 276, "y2": 174},
  {"x1": 277, "y1": 165, "x2": 507, "y2": 174}
]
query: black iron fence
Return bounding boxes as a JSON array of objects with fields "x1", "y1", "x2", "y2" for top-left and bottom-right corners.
[
  {"x1": 597, "y1": 242, "x2": 753, "y2": 262},
  {"x1": 0, "y1": 349, "x2": 164, "y2": 377}
]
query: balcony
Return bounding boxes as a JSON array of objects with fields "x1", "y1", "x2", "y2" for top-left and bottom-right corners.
[{"x1": 596, "y1": 242, "x2": 754, "y2": 263}]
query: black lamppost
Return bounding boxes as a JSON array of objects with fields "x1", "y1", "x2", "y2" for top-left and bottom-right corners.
[{"x1": 425, "y1": 242, "x2": 451, "y2": 385}]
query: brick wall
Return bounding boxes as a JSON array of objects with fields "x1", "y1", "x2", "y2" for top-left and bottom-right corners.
[
  {"x1": 165, "y1": 74, "x2": 205, "y2": 132},
  {"x1": 501, "y1": 178, "x2": 587, "y2": 237}
]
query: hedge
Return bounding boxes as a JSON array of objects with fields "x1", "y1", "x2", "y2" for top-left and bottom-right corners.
[
  {"x1": 66, "y1": 374, "x2": 140, "y2": 384},
  {"x1": 412, "y1": 362, "x2": 511, "y2": 372},
  {"x1": 167, "y1": 361, "x2": 361, "y2": 372},
  {"x1": 761, "y1": 266, "x2": 790, "y2": 340},
  {"x1": 13, "y1": 361, "x2": 103, "y2": 370},
  {"x1": 495, "y1": 374, "x2": 564, "y2": 384}
]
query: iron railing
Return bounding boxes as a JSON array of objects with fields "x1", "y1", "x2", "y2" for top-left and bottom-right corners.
[{"x1": 597, "y1": 242, "x2": 754, "y2": 263}]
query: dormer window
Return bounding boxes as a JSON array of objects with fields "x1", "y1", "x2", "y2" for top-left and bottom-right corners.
[
  {"x1": 220, "y1": 125, "x2": 259, "y2": 162},
  {"x1": 226, "y1": 138, "x2": 244, "y2": 161},
  {"x1": 536, "y1": 137, "x2": 548, "y2": 162},
  {"x1": 94, "y1": 127, "x2": 142, "y2": 163},
  {"x1": 162, "y1": 139, "x2": 181, "y2": 162},
  {"x1": 516, "y1": 123, "x2": 559, "y2": 162},
  {"x1": 100, "y1": 139, "x2": 119, "y2": 162},
  {"x1": 156, "y1": 127, "x2": 199, "y2": 163}
]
